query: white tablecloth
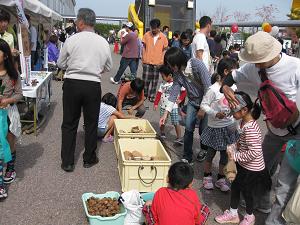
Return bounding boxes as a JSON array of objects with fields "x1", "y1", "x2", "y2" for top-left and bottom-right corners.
[
  {"x1": 21, "y1": 71, "x2": 52, "y2": 98},
  {"x1": 21, "y1": 71, "x2": 52, "y2": 116}
]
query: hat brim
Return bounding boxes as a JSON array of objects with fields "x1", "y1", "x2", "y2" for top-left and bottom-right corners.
[{"x1": 238, "y1": 40, "x2": 282, "y2": 64}]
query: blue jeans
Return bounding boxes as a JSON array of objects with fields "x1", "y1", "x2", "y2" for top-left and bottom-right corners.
[
  {"x1": 183, "y1": 102, "x2": 208, "y2": 162},
  {"x1": 113, "y1": 57, "x2": 137, "y2": 82}
]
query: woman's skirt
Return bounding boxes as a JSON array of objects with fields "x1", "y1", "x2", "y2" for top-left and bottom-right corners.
[{"x1": 201, "y1": 124, "x2": 239, "y2": 151}]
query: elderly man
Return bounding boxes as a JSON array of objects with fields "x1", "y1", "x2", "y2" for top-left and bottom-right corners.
[
  {"x1": 58, "y1": 8, "x2": 112, "y2": 172},
  {"x1": 220, "y1": 31, "x2": 300, "y2": 224}
]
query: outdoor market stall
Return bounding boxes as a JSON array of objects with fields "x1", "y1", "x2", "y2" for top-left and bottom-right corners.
[{"x1": 1, "y1": 0, "x2": 63, "y2": 135}]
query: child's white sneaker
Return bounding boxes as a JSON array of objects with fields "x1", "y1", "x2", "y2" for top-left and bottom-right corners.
[
  {"x1": 215, "y1": 210, "x2": 240, "y2": 224},
  {"x1": 215, "y1": 178, "x2": 230, "y2": 192},
  {"x1": 0, "y1": 186, "x2": 8, "y2": 199},
  {"x1": 203, "y1": 176, "x2": 214, "y2": 190},
  {"x1": 239, "y1": 214, "x2": 255, "y2": 225}
]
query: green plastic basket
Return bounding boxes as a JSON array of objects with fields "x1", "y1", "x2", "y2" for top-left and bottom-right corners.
[{"x1": 82, "y1": 192, "x2": 127, "y2": 225}]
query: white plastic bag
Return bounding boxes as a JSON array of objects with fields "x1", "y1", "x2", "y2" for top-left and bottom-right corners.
[
  {"x1": 282, "y1": 183, "x2": 300, "y2": 224},
  {"x1": 120, "y1": 190, "x2": 145, "y2": 225}
]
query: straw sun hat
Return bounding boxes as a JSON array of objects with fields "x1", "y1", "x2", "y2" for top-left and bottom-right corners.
[{"x1": 239, "y1": 31, "x2": 282, "y2": 63}]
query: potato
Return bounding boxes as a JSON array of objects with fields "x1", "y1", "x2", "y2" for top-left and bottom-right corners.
[{"x1": 132, "y1": 151, "x2": 143, "y2": 158}]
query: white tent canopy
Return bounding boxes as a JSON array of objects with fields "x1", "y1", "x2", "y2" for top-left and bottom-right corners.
[{"x1": 1, "y1": 0, "x2": 62, "y2": 21}]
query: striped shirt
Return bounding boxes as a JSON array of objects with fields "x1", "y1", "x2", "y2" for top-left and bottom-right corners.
[
  {"x1": 233, "y1": 120, "x2": 265, "y2": 171},
  {"x1": 98, "y1": 103, "x2": 116, "y2": 129}
]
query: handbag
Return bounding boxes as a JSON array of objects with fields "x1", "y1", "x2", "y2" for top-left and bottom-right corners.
[{"x1": 282, "y1": 183, "x2": 300, "y2": 224}]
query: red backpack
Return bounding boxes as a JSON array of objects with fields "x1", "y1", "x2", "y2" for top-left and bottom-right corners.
[{"x1": 258, "y1": 69, "x2": 298, "y2": 131}]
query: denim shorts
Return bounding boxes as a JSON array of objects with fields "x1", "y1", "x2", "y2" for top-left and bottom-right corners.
[
  {"x1": 97, "y1": 127, "x2": 108, "y2": 137},
  {"x1": 160, "y1": 107, "x2": 179, "y2": 125}
]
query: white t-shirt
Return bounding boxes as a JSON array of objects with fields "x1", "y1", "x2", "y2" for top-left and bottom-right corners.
[
  {"x1": 29, "y1": 26, "x2": 37, "y2": 51},
  {"x1": 154, "y1": 35, "x2": 159, "y2": 45},
  {"x1": 201, "y1": 82, "x2": 237, "y2": 128},
  {"x1": 232, "y1": 53, "x2": 300, "y2": 125},
  {"x1": 191, "y1": 32, "x2": 210, "y2": 70},
  {"x1": 157, "y1": 81, "x2": 185, "y2": 109},
  {"x1": 98, "y1": 103, "x2": 116, "y2": 129}
]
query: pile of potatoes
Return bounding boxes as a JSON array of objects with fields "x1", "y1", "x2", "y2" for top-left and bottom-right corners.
[{"x1": 86, "y1": 197, "x2": 121, "y2": 217}]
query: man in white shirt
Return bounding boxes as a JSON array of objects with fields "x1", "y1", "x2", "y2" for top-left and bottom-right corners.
[
  {"x1": 221, "y1": 31, "x2": 300, "y2": 224},
  {"x1": 190, "y1": 16, "x2": 213, "y2": 162},
  {"x1": 191, "y1": 16, "x2": 212, "y2": 71},
  {"x1": 25, "y1": 15, "x2": 37, "y2": 70},
  {"x1": 58, "y1": 8, "x2": 112, "y2": 172}
]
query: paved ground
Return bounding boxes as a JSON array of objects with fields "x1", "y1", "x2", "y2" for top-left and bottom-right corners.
[{"x1": 0, "y1": 48, "x2": 270, "y2": 225}]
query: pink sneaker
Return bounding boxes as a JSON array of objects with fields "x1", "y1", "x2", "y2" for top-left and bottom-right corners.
[
  {"x1": 240, "y1": 214, "x2": 255, "y2": 225},
  {"x1": 215, "y1": 178, "x2": 230, "y2": 192},
  {"x1": 203, "y1": 176, "x2": 214, "y2": 190},
  {"x1": 102, "y1": 135, "x2": 114, "y2": 143},
  {"x1": 215, "y1": 210, "x2": 240, "y2": 224}
]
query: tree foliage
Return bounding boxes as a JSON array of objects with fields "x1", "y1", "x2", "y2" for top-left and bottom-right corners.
[
  {"x1": 94, "y1": 23, "x2": 120, "y2": 38},
  {"x1": 255, "y1": 4, "x2": 279, "y2": 22}
]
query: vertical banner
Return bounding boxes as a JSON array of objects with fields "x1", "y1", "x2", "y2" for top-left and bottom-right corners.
[
  {"x1": 15, "y1": 0, "x2": 29, "y2": 28},
  {"x1": 15, "y1": 0, "x2": 31, "y2": 82},
  {"x1": 24, "y1": 56, "x2": 31, "y2": 84},
  {"x1": 44, "y1": 46, "x2": 48, "y2": 70},
  {"x1": 20, "y1": 25, "x2": 31, "y2": 84}
]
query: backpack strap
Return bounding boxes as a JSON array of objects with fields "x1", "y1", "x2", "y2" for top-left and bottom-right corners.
[{"x1": 258, "y1": 69, "x2": 268, "y2": 82}]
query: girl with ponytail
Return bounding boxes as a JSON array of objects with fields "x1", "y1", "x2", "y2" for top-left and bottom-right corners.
[{"x1": 215, "y1": 91, "x2": 271, "y2": 225}]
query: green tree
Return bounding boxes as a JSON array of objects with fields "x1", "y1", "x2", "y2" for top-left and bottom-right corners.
[{"x1": 94, "y1": 23, "x2": 120, "y2": 38}]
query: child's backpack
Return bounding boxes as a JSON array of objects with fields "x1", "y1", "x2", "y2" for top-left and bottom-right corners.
[{"x1": 257, "y1": 69, "x2": 298, "y2": 133}]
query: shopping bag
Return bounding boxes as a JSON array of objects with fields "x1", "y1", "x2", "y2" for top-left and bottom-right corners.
[
  {"x1": 0, "y1": 109, "x2": 11, "y2": 163},
  {"x1": 120, "y1": 190, "x2": 145, "y2": 225},
  {"x1": 282, "y1": 183, "x2": 300, "y2": 224},
  {"x1": 223, "y1": 159, "x2": 237, "y2": 182},
  {"x1": 285, "y1": 140, "x2": 300, "y2": 173},
  {"x1": 224, "y1": 144, "x2": 237, "y2": 182}
]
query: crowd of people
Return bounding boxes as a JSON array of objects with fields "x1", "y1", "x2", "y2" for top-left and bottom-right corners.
[{"x1": 0, "y1": 6, "x2": 300, "y2": 225}]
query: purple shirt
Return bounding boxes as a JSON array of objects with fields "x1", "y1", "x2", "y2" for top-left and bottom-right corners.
[
  {"x1": 47, "y1": 42, "x2": 59, "y2": 63},
  {"x1": 121, "y1": 32, "x2": 138, "y2": 59}
]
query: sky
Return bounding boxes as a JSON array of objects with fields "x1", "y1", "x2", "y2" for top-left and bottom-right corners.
[{"x1": 75, "y1": 0, "x2": 293, "y2": 22}]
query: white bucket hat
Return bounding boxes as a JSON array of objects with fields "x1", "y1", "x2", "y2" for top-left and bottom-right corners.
[{"x1": 239, "y1": 31, "x2": 282, "y2": 63}]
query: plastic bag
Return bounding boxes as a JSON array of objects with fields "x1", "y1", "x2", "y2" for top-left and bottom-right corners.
[
  {"x1": 0, "y1": 109, "x2": 11, "y2": 163},
  {"x1": 282, "y1": 183, "x2": 300, "y2": 224},
  {"x1": 224, "y1": 144, "x2": 237, "y2": 182},
  {"x1": 285, "y1": 140, "x2": 300, "y2": 173},
  {"x1": 120, "y1": 190, "x2": 145, "y2": 225}
]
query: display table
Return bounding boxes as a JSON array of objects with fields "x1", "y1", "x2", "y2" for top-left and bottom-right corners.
[{"x1": 21, "y1": 71, "x2": 53, "y2": 136}]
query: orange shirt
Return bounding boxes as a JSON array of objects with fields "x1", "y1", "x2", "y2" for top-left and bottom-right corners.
[
  {"x1": 117, "y1": 82, "x2": 144, "y2": 101},
  {"x1": 142, "y1": 31, "x2": 168, "y2": 65}
]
